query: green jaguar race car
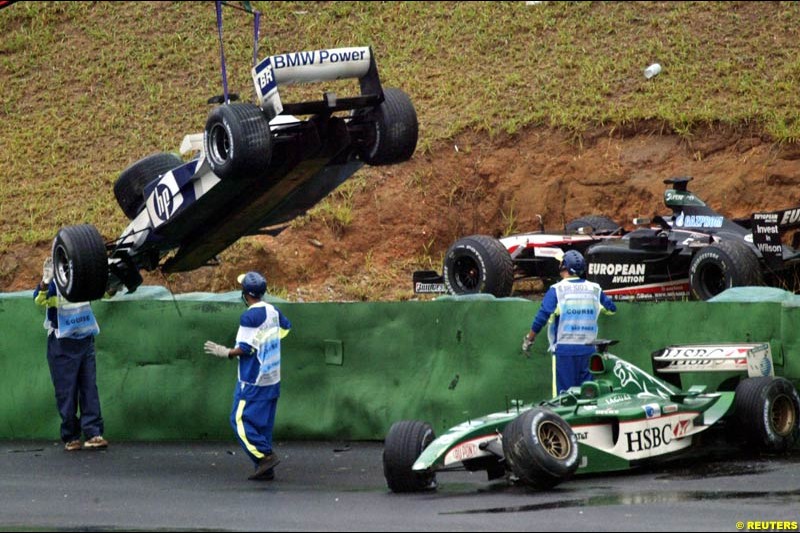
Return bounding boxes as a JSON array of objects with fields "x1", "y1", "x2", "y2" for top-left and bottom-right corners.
[{"x1": 383, "y1": 340, "x2": 800, "y2": 492}]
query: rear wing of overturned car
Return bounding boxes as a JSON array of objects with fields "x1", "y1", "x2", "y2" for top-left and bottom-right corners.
[{"x1": 253, "y1": 46, "x2": 383, "y2": 120}]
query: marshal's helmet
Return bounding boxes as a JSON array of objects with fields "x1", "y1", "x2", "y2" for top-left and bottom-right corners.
[
  {"x1": 560, "y1": 250, "x2": 586, "y2": 276},
  {"x1": 237, "y1": 272, "x2": 267, "y2": 298}
]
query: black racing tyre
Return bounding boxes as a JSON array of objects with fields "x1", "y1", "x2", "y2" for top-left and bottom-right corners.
[
  {"x1": 52, "y1": 224, "x2": 108, "y2": 302},
  {"x1": 357, "y1": 88, "x2": 418, "y2": 166},
  {"x1": 502, "y1": 408, "x2": 579, "y2": 490},
  {"x1": 689, "y1": 239, "x2": 762, "y2": 300},
  {"x1": 204, "y1": 103, "x2": 272, "y2": 181},
  {"x1": 114, "y1": 152, "x2": 183, "y2": 219},
  {"x1": 383, "y1": 420, "x2": 437, "y2": 493},
  {"x1": 734, "y1": 377, "x2": 800, "y2": 453},
  {"x1": 565, "y1": 215, "x2": 621, "y2": 235},
  {"x1": 443, "y1": 235, "x2": 514, "y2": 297}
]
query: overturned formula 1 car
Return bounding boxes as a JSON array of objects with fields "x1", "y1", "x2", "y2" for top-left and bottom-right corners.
[
  {"x1": 383, "y1": 340, "x2": 800, "y2": 492},
  {"x1": 413, "y1": 177, "x2": 800, "y2": 301},
  {"x1": 51, "y1": 43, "x2": 417, "y2": 302}
]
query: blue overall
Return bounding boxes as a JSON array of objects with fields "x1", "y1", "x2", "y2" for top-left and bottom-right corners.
[
  {"x1": 229, "y1": 302, "x2": 291, "y2": 466},
  {"x1": 34, "y1": 282, "x2": 104, "y2": 442},
  {"x1": 531, "y1": 277, "x2": 617, "y2": 394}
]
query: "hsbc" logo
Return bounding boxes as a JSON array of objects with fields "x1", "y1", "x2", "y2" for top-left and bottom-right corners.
[{"x1": 624, "y1": 419, "x2": 694, "y2": 452}]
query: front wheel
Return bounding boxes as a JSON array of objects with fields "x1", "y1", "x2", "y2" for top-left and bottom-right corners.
[
  {"x1": 114, "y1": 153, "x2": 183, "y2": 219},
  {"x1": 502, "y1": 408, "x2": 579, "y2": 490},
  {"x1": 443, "y1": 235, "x2": 514, "y2": 297},
  {"x1": 52, "y1": 224, "x2": 108, "y2": 302},
  {"x1": 383, "y1": 420, "x2": 437, "y2": 493}
]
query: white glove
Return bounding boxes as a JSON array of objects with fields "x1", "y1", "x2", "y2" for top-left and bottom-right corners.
[
  {"x1": 522, "y1": 335, "x2": 534, "y2": 352},
  {"x1": 204, "y1": 340, "x2": 230, "y2": 358},
  {"x1": 42, "y1": 257, "x2": 54, "y2": 285}
]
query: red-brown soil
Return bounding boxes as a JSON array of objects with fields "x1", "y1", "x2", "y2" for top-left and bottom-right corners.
[{"x1": 5, "y1": 125, "x2": 800, "y2": 301}]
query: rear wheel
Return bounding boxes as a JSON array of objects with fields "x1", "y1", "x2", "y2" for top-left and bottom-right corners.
[
  {"x1": 734, "y1": 377, "x2": 800, "y2": 452},
  {"x1": 689, "y1": 239, "x2": 762, "y2": 300},
  {"x1": 443, "y1": 235, "x2": 514, "y2": 297},
  {"x1": 357, "y1": 88, "x2": 418, "y2": 166},
  {"x1": 52, "y1": 224, "x2": 108, "y2": 302},
  {"x1": 114, "y1": 152, "x2": 183, "y2": 219},
  {"x1": 383, "y1": 420, "x2": 437, "y2": 493},
  {"x1": 502, "y1": 408, "x2": 579, "y2": 490},
  {"x1": 204, "y1": 103, "x2": 272, "y2": 181}
]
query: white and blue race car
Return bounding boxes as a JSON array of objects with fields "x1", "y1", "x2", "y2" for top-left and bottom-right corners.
[{"x1": 52, "y1": 46, "x2": 418, "y2": 301}]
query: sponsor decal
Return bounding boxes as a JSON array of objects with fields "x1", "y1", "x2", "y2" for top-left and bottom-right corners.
[
  {"x1": 753, "y1": 223, "x2": 779, "y2": 235},
  {"x1": 624, "y1": 423, "x2": 673, "y2": 452},
  {"x1": 665, "y1": 190, "x2": 706, "y2": 206},
  {"x1": 672, "y1": 419, "x2": 691, "y2": 438},
  {"x1": 759, "y1": 356, "x2": 772, "y2": 377},
  {"x1": 756, "y1": 242, "x2": 782, "y2": 253},
  {"x1": 662, "y1": 404, "x2": 679, "y2": 414},
  {"x1": 153, "y1": 183, "x2": 174, "y2": 221},
  {"x1": 414, "y1": 282, "x2": 446, "y2": 294},
  {"x1": 602, "y1": 393, "x2": 632, "y2": 405},
  {"x1": 675, "y1": 212, "x2": 724, "y2": 228},
  {"x1": 574, "y1": 431, "x2": 589, "y2": 441},
  {"x1": 253, "y1": 57, "x2": 277, "y2": 95},
  {"x1": 587, "y1": 263, "x2": 646, "y2": 284},
  {"x1": 657, "y1": 346, "x2": 747, "y2": 366},
  {"x1": 779, "y1": 208, "x2": 800, "y2": 226},
  {"x1": 533, "y1": 246, "x2": 567, "y2": 259},
  {"x1": 752, "y1": 211, "x2": 784, "y2": 270},
  {"x1": 653, "y1": 344, "x2": 773, "y2": 376},
  {"x1": 588, "y1": 263, "x2": 645, "y2": 277},
  {"x1": 272, "y1": 48, "x2": 369, "y2": 69},
  {"x1": 604, "y1": 280, "x2": 691, "y2": 301},
  {"x1": 643, "y1": 403, "x2": 661, "y2": 419},
  {"x1": 447, "y1": 442, "x2": 480, "y2": 462},
  {"x1": 624, "y1": 417, "x2": 693, "y2": 453}
]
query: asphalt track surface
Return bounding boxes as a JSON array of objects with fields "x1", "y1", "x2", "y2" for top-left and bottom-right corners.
[{"x1": 1, "y1": 439, "x2": 799, "y2": 532}]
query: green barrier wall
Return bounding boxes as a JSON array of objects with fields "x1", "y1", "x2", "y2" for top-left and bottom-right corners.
[{"x1": 0, "y1": 288, "x2": 795, "y2": 442}]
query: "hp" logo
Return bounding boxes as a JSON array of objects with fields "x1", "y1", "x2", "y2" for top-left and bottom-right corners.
[{"x1": 154, "y1": 184, "x2": 174, "y2": 221}]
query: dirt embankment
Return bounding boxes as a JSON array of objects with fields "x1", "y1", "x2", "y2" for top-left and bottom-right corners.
[{"x1": 5, "y1": 125, "x2": 800, "y2": 301}]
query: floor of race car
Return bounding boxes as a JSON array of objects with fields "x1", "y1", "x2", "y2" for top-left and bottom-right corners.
[{"x1": 1, "y1": 440, "x2": 798, "y2": 532}]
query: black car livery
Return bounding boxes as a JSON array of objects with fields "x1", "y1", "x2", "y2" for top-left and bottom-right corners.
[{"x1": 414, "y1": 177, "x2": 800, "y2": 301}]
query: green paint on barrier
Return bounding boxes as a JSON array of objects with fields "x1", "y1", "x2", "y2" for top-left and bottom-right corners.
[{"x1": 0, "y1": 287, "x2": 795, "y2": 442}]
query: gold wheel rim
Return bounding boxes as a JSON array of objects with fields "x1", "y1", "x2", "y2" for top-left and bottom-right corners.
[
  {"x1": 538, "y1": 420, "x2": 571, "y2": 460},
  {"x1": 771, "y1": 395, "x2": 797, "y2": 436}
]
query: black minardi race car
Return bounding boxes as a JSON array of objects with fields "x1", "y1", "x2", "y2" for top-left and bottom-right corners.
[{"x1": 413, "y1": 177, "x2": 800, "y2": 301}]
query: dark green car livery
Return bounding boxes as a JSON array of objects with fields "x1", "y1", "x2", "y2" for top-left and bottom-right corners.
[{"x1": 383, "y1": 340, "x2": 800, "y2": 492}]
